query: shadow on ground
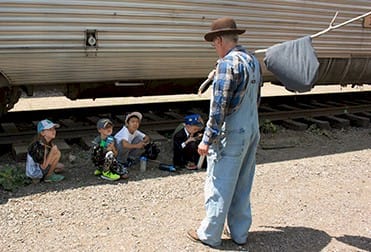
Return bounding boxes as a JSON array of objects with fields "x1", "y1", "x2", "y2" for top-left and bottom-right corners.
[
  {"x1": 1, "y1": 128, "x2": 370, "y2": 204},
  {"x1": 334, "y1": 235, "x2": 371, "y2": 252},
  {"x1": 219, "y1": 226, "x2": 370, "y2": 252},
  {"x1": 257, "y1": 127, "x2": 370, "y2": 164}
]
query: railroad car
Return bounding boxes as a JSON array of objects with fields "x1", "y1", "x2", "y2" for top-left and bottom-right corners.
[{"x1": 0, "y1": 0, "x2": 370, "y2": 115}]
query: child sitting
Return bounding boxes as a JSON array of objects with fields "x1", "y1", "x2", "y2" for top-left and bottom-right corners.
[
  {"x1": 26, "y1": 119, "x2": 65, "y2": 183},
  {"x1": 114, "y1": 112, "x2": 150, "y2": 167},
  {"x1": 173, "y1": 114, "x2": 205, "y2": 170},
  {"x1": 91, "y1": 118, "x2": 128, "y2": 180}
]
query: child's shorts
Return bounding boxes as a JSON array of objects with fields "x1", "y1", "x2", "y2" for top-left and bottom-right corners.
[{"x1": 25, "y1": 154, "x2": 50, "y2": 179}]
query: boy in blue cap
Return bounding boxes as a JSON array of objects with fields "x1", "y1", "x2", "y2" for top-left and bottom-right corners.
[
  {"x1": 173, "y1": 114, "x2": 205, "y2": 170},
  {"x1": 26, "y1": 119, "x2": 65, "y2": 183}
]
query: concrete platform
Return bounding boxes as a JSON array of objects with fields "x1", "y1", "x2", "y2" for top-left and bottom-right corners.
[{"x1": 9, "y1": 84, "x2": 371, "y2": 112}]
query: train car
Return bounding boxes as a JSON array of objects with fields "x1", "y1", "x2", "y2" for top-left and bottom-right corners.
[{"x1": 0, "y1": 0, "x2": 370, "y2": 115}]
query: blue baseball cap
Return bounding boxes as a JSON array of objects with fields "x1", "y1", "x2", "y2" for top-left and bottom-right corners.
[
  {"x1": 184, "y1": 114, "x2": 204, "y2": 127},
  {"x1": 37, "y1": 119, "x2": 60, "y2": 133}
]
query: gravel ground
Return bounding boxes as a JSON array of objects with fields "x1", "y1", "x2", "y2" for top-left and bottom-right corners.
[{"x1": 0, "y1": 127, "x2": 370, "y2": 252}]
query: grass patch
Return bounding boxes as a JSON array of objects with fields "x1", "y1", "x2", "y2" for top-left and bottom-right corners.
[
  {"x1": 0, "y1": 165, "x2": 30, "y2": 191},
  {"x1": 260, "y1": 120, "x2": 278, "y2": 134}
]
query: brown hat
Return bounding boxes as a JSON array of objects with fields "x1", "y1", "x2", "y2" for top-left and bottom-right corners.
[{"x1": 204, "y1": 17, "x2": 245, "y2": 42}]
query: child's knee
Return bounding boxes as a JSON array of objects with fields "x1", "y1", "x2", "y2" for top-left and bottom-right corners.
[{"x1": 50, "y1": 146, "x2": 61, "y2": 159}]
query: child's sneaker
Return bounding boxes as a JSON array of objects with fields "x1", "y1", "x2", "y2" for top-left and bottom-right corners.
[
  {"x1": 120, "y1": 173, "x2": 129, "y2": 179},
  {"x1": 116, "y1": 165, "x2": 129, "y2": 179},
  {"x1": 44, "y1": 173, "x2": 65, "y2": 183},
  {"x1": 119, "y1": 168, "x2": 129, "y2": 179},
  {"x1": 185, "y1": 162, "x2": 198, "y2": 170},
  {"x1": 100, "y1": 171, "x2": 120, "y2": 181},
  {"x1": 94, "y1": 169, "x2": 102, "y2": 176}
]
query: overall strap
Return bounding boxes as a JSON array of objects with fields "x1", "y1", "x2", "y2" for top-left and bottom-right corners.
[
  {"x1": 227, "y1": 50, "x2": 261, "y2": 115},
  {"x1": 230, "y1": 51, "x2": 258, "y2": 89}
]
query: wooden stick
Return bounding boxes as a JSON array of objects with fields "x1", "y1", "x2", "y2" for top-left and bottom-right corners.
[
  {"x1": 197, "y1": 78, "x2": 212, "y2": 95},
  {"x1": 311, "y1": 11, "x2": 370, "y2": 39},
  {"x1": 197, "y1": 155, "x2": 206, "y2": 169},
  {"x1": 254, "y1": 11, "x2": 371, "y2": 54},
  {"x1": 198, "y1": 69, "x2": 215, "y2": 95}
]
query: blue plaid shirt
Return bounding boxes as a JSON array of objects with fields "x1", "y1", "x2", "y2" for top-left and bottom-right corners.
[{"x1": 202, "y1": 45, "x2": 254, "y2": 145}]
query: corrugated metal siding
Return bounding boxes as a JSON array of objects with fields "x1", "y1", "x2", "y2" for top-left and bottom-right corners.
[{"x1": 0, "y1": 0, "x2": 370, "y2": 85}]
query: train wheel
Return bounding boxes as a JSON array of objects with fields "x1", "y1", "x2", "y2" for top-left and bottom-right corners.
[{"x1": 0, "y1": 87, "x2": 21, "y2": 117}]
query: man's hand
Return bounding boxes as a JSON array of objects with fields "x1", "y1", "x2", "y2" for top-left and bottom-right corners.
[
  {"x1": 208, "y1": 69, "x2": 216, "y2": 80},
  {"x1": 198, "y1": 142, "x2": 209, "y2": 156}
]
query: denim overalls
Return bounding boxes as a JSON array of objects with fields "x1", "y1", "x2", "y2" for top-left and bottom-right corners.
[{"x1": 197, "y1": 51, "x2": 261, "y2": 247}]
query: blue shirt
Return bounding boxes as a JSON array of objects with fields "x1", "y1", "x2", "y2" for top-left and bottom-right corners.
[{"x1": 202, "y1": 45, "x2": 255, "y2": 145}]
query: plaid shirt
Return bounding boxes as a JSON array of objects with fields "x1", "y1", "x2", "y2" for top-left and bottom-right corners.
[{"x1": 202, "y1": 45, "x2": 254, "y2": 145}]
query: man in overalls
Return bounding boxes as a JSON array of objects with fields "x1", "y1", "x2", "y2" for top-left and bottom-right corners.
[{"x1": 188, "y1": 17, "x2": 262, "y2": 247}]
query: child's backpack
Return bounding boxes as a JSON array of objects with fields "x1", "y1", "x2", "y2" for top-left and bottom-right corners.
[
  {"x1": 103, "y1": 151, "x2": 128, "y2": 176},
  {"x1": 91, "y1": 144, "x2": 105, "y2": 167},
  {"x1": 28, "y1": 140, "x2": 45, "y2": 164},
  {"x1": 143, "y1": 142, "x2": 160, "y2": 160}
]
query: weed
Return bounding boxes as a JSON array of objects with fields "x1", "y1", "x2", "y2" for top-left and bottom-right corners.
[
  {"x1": 307, "y1": 124, "x2": 331, "y2": 138},
  {"x1": 260, "y1": 120, "x2": 277, "y2": 134},
  {"x1": 0, "y1": 165, "x2": 30, "y2": 191}
]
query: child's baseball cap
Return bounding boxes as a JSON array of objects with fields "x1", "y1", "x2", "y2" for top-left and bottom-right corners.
[
  {"x1": 37, "y1": 119, "x2": 60, "y2": 133},
  {"x1": 97, "y1": 118, "x2": 113, "y2": 130},
  {"x1": 125, "y1": 112, "x2": 143, "y2": 124},
  {"x1": 184, "y1": 114, "x2": 204, "y2": 127}
]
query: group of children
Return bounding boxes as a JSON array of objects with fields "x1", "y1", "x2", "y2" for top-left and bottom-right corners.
[
  {"x1": 25, "y1": 112, "x2": 206, "y2": 183},
  {"x1": 91, "y1": 112, "x2": 150, "y2": 181}
]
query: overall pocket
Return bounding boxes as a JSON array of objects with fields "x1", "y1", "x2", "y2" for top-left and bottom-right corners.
[{"x1": 219, "y1": 128, "x2": 247, "y2": 158}]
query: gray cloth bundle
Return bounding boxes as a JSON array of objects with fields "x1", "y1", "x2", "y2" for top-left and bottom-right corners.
[{"x1": 264, "y1": 36, "x2": 319, "y2": 92}]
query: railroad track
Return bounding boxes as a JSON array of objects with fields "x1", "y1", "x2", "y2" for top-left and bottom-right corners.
[{"x1": 1, "y1": 91, "x2": 370, "y2": 160}]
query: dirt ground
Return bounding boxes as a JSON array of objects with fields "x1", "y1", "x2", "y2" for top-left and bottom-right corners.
[{"x1": 0, "y1": 126, "x2": 370, "y2": 252}]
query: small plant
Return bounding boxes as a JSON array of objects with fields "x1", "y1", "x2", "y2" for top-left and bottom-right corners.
[
  {"x1": 0, "y1": 165, "x2": 30, "y2": 191},
  {"x1": 307, "y1": 124, "x2": 331, "y2": 138},
  {"x1": 260, "y1": 119, "x2": 277, "y2": 134},
  {"x1": 307, "y1": 124, "x2": 321, "y2": 134}
]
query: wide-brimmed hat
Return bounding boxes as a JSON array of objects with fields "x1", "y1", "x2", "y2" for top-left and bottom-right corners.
[
  {"x1": 37, "y1": 119, "x2": 60, "y2": 133},
  {"x1": 125, "y1": 112, "x2": 143, "y2": 124},
  {"x1": 204, "y1": 17, "x2": 245, "y2": 42}
]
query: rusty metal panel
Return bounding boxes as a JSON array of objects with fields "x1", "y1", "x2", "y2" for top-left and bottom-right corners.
[{"x1": 0, "y1": 0, "x2": 370, "y2": 87}]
